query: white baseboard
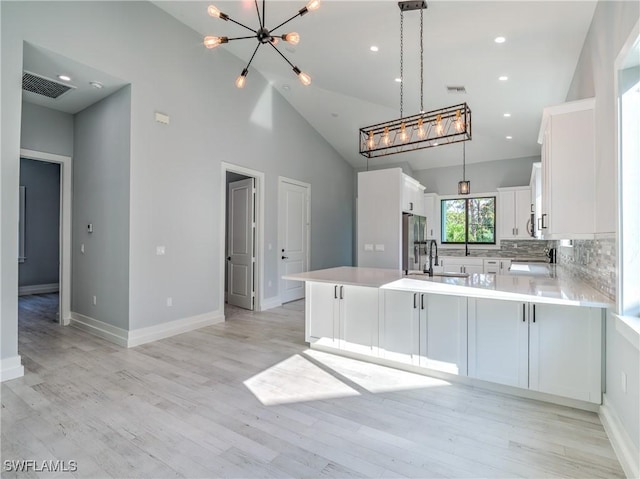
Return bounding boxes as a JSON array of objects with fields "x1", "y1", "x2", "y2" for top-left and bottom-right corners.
[
  {"x1": 70, "y1": 310, "x2": 225, "y2": 348},
  {"x1": 261, "y1": 296, "x2": 282, "y2": 311},
  {"x1": 600, "y1": 396, "x2": 639, "y2": 479},
  {"x1": 18, "y1": 283, "x2": 59, "y2": 296},
  {"x1": 70, "y1": 312, "x2": 129, "y2": 347},
  {"x1": 0, "y1": 356, "x2": 25, "y2": 382},
  {"x1": 127, "y1": 309, "x2": 224, "y2": 347}
]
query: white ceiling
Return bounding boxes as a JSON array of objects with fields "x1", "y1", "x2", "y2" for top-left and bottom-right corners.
[{"x1": 155, "y1": 0, "x2": 597, "y2": 171}]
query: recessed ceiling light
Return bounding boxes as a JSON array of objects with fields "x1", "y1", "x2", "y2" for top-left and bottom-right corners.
[
  {"x1": 57, "y1": 74, "x2": 71, "y2": 82},
  {"x1": 506, "y1": 136, "x2": 513, "y2": 140},
  {"x1": 395, "y1": 78, "x2": 402, "y2": 83},
  {"x1": 433, "y1": 142, "x2": 439, "y2": 146},
  {"x1": 503, "y1": 113, "x2": 511, "y2": 118},
  {"x1": 499, "y1": 76, "x2": 509, "y2": 81},
  {"x1": 89, "y1": 81, "x2": 103, "y2": 89},
  {"x1": 370, "y1": 45, "x2": 379, "y2": 52},
  {"x1": 494, "y1": 36, "x2": 506, "y2": 44}
]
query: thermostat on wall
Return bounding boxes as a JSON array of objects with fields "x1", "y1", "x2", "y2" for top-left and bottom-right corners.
[{"x1": 87, "y1": 223, "x2": 93, "y2": 233}]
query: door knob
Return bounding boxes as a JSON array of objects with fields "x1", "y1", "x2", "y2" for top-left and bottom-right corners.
[{"x1": 282, "y1": 255, "x2": 289, "y2": 260}]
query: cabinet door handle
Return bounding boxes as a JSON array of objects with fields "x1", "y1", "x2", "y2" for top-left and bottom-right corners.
[
  {"x1": 334, "y1": 285, "x2": 338, "y2": 299},
  {"x1": 533, "y1": 304, "x2": 536, "y2": 323},
  {"x1": 523, "y1": 303, "x2": 526, "y2": 322},
  {"x1": 413, "y1": 293, "x2": 417, "y2": 309},
  {"x1": 421, "y1": 294, "x2": 425, "y2": 310},
  {"x1": 409, "y1": 202, "x2": 413, "y2": 211},
  {"x1": 541, "y1": 214, "x2": 547, "y2": 229},
  {"x1": 339, "y1": 285, "x2": 344, "y2": 300},
  {"x1": 530, "y1": 203, "x2": 534, "y2": 213}
]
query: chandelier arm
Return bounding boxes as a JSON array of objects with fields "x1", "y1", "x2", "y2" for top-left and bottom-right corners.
[
  {"x1": 245, "y1": 43, "x2": 262, "y2": 69},
  {"x1": 269, "y1": 12, "x2": 303, "y2": 34},
  {"x1": 226, "y1": 17, "x2": 258, "y2": 34},
  {"x1": 254, "y1": 0, "x2": 263, "y2": 28},
  {"x1": 226, "y1": 35, "x2": 259, "y2": 41},
  {"x1": 268, "y1": 42, "x2": 296, "y2": 69}
]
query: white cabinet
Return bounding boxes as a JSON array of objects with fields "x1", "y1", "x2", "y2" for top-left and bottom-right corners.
[
  {"x1": 306, "y1": 282, "x2": 379, "y2": 354},
  {"x1": 469, "y1": 298, "x2": 602, "y2": 403},
  {"x1": 441, "y1": 257, "x2": 484, "y2": 274},
  {"x1": 529, "y1": 303, "x2": 602, "y2": 403},
  {"x1": 468, "y1": 298, "x2": 529, "y2": 388},
  {"x1": 381, "y1": 290, "x2": 467, "y2": 374},
  {"x1": 538, "y1": 98, "x2": 596, "y2": 239},
  {"x1": 423, "y1": 193, "x2": 438, "y2": 239},
  {"x1": 498, "y1": 187, "x2": 533, "y2": 239},
  {"x1": 402, "y1": 174, "x2": 425, "y2": 215},
  {"x1": 483, "y1": 259, "x2": 511, "y2": 274},
  {"x1": 530, "y1": 163, "x2": 542, "y2": 238}
]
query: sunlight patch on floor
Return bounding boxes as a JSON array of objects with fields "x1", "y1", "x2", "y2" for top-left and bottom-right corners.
[
  {"x1": 243, "y1": 353, "x2": 360, "y2": 406},
  {"x1": 303, "y1": 349, "x2": 452, "y2": 394}
]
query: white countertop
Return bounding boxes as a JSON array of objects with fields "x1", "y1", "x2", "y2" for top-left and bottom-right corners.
[{"x1": 284, "y1": 266, "x2": 612, "y2": 308}]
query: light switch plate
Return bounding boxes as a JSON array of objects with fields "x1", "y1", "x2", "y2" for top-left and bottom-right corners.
[
  {"x1": 364, "y1": 244, "x2": 374, "y2": 252},
  {"x1": 156, "y1": 246, "x2": 166, "y2": 256},
  {"x1": 375, "y1": 244, "x2": 385, "y2": 252}
]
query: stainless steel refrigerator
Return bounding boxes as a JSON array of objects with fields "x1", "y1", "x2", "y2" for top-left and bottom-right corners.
[{"x1": 402, "y1": 213, "x2": 427, "y2": 273}]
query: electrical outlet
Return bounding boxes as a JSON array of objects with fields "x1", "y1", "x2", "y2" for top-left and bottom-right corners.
[
  {"x1": 92, "y1": 295, "x2": 97, "y2": 306},
  {"x1": 622, "y1": 371, "x2": 627, "y2": 393},
  {"x1": 513, "y1": 243, "x2": 518, "y2": 248},
  {"x1": 166, "y1": 297, "x2": 173, "y2": 307},
  {"x1": 156, "y1": 246, "x2": 166, "y2": 256}
]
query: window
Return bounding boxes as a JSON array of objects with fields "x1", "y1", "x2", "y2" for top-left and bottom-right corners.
[{"x1": 441, "y1": 196, "x2": 496, "y2": 244}]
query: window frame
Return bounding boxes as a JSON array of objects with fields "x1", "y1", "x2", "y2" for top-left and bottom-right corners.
[{"x1": 440, "y1": 195, "x2": 497, "y2": 245}]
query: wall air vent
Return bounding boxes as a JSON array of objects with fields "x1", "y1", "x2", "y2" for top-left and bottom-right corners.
[
  {"x1": 22, "y1": 71, "x2": 74, "y2": 99},
  {"x1": 446, "y1": 85, "x2": 467, "y2": 94}
]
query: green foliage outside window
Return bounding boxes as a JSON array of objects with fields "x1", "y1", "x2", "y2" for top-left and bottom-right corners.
[{"x1": 441, "y1": 197, "x2": 496, "y2": 244}]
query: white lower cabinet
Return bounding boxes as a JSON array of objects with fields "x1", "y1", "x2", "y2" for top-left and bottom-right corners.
[
  {"x1": 468, "y1": 298, "x2": 529, "y2": 388},
  {"x1": 468, "y1": 298, "x2": 602, "y2": 403},
  {"x1": 381, "y1": 290, "x2": 467, "y2": 375},
  {"x1": 529, "y1": 303, "x2": 602, "y2": 403},
  {"x1": 306, "y1": 282, "x2": 378, "y2": 354}
]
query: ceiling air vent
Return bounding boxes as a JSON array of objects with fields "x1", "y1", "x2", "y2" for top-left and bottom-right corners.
[
  {"x1": 22, "y1": 71, "x2": 74, "y2": 99},
  {"x1": 446, "y1": 85, "x2": 467, "y2": 94}
]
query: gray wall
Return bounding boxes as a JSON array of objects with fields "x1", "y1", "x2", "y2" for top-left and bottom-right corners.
[
  {"x1": 564, "y1": 0, "x2": 640, "y2": 462},
  {"x1": 413, "y1": 156, "x2": 539, "y2": 195},
  {"x1": 18, "y1": 159, "x2": 60, "y2": 287},
  {"x1": 72, "y1": 86, "x2": 131, "y2": 330},
  {"x1": 1, "y1": 0, "x2": 354, "y2": 347},
  {"x1": 21, "y1": 101, "x2": 74, "y2": 157}
]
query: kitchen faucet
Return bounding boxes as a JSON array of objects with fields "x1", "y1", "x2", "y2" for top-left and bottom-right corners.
[{"x1": 425, "y1": 239, "x2": 439, "y2": 277}]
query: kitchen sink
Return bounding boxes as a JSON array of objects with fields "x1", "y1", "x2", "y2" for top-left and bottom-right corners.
[{"x1": 407, "y1": 272, "x2": 469, "y2": 278}]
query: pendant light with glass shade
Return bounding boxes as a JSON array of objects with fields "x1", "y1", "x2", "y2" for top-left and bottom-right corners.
[{"x1": 458, "y1": 142, "x2": 471, "y2": 195}]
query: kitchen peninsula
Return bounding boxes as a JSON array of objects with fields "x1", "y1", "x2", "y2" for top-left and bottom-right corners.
[{"x1": 284, "y1": 266, "x2": 612, "y2": 410}]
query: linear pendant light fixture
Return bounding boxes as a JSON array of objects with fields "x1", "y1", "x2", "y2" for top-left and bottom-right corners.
[
  {"x1": 204, "y1": 0, "x2": 319, "y2": 88},
  {"x1": 359, "y1": 1, "x2": 472, "y2": 159}
]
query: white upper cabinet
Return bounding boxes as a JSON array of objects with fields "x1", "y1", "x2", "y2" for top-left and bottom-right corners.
[
  {"x1": 402, "y1": 174, "x2": 426, "y2": 216},
  {"x1": 537, "y1": 98, "x2": 596, "y2": 239},
  {"x1": 497, "y1": 186, "x2": 533, "y2": 239},
  {"x1": 423, "y1": 193, "x2": 438, "y2": 240}
]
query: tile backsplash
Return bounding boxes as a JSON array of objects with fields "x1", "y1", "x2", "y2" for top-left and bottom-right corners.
[
  {"x1": 553, "y1": 237, "x2": 616, "y2": 300},
  {"x1": 442, "y1": 240, "x2": 551, "y2": 260}
]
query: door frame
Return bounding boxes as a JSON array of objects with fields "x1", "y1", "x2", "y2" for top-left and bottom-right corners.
[
  {"x1": 19, "y1": 148, "x2": 72, "y2": 325},
  {"x1": 220, "y1": 162, "x2": 264, "y2": 312},
  {"x1": 277, "y1": 176, "x2": 311, "y2": 303}
]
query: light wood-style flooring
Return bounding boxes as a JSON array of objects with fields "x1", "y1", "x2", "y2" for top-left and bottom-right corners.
[{"x1": 1, "y1": 294, "x2": 624, "y2": 478}]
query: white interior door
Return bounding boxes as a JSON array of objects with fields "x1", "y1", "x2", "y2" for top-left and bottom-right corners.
[
  {"x1": 278, "y1": 178, "x2": 309, "y2": 303},
  {"x1": 227, "y1": 178, "x2": 255, "y2": 310}
]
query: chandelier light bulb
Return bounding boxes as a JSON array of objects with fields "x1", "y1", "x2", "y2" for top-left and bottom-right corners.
[
  {"x1": 435, "y1": 114, "x2": 444, "y2": 136},
  {"x1": 400, "y1": 123, "x2": 408, "y2": 143},
  {"x1": 367, "y1": 131, "x2": 375, "y2": 150},
  {"x1": 207, "y1": 5, "x2": 226, "y2": 18},
  {"x1": 283, "y1": 32, "x2": 300, "y2": 45},
  {"x1": 454, "y1": 109, "x2": 465, "y2": 132},
  {"x1": 204, "y1": 36, "x2": 228, "y2": 49},
  {"x1": 297, "y1": 71, "x2": 312, "y2": 86},
  {"x1": 306, "y1": 0, "x2": 320, "y2": 11},
  {"x1": 382, "y1": 127, "x2": 390, "y2": 146},
  {"x1": 417, "y1": 118, "x2": 426, "y2": 139},
  {"x1": 236, "y1": 68, "x2": 248, "y2": 89}
]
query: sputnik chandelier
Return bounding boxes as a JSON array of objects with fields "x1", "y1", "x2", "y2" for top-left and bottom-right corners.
[
  {"x1": 359, "y1": 1, "x2": 472, "y2": 159},
  {"x1": 203, "y1": 0, "x2": 320, "y2": 88}
]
